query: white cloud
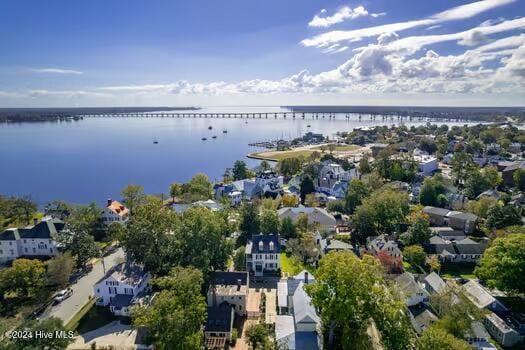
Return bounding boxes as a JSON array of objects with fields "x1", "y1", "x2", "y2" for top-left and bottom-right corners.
[
  {"x1": 425, "y1": 24, "x2": 442, "y2": 30},
  {"x1": 309, "y1": 6, "x2": 371, "y2": 28},
  {"x1": 302, "y1": 0, "x2": 516, "y2": 47},
  {"x1": 458, "y1": 30, "x2": 489, "y2": 46},
  {"x1": 377, "y1": 32, "x2": 399, "y2": 45},
  {"x1": 30, "y1": 68, "x2": 83, "y2": 75}
]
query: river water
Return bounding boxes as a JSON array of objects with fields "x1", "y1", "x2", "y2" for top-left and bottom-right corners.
[{"x1": 0, "y1": 106, "x2": 477, "y2": 206}]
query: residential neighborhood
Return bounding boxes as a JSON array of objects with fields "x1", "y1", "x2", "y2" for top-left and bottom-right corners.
[{"x1": 1, "y1": 122, "x2": 525, "y2": 350}]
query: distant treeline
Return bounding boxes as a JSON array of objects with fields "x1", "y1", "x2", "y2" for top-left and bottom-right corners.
[
  {"x1": 284, "y1": 105, "x2": 525, "y2": 122},
  {"x1": 0, "y1": 106, "x2": 200, "y2": 123}
]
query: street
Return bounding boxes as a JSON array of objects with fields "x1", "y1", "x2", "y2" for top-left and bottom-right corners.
[{"x1": 42, "y1": 248, "x2": 125, "y2": 325}]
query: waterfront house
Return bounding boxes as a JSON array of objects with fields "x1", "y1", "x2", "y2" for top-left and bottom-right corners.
[
  {"x1": 207, "y1": 271, "x2": 249, "y2": 316},
  {"x1": 94, "y1": 262, "x2": 151, "y2": 316},
  {"x1": 278, "y1": 207, "x2": 336, "y2": 232},
  {"x1": 0, "y1": 217, "x2": 63, "y2": 264},
  {"x1": 245, "y1": 234, "x2": 280, "y2": 279},
  {"x1": 102, "y1": 199, "x2": 129, "y2": 227}
]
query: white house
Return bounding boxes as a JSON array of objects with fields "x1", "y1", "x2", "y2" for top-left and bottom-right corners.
[
  {"x1": 94, "y1": 262, "x2": 151, "y2": 316},
  {"x1": 413, "y1": 155, "x2": 438, "y2": 175},
  {"x1": 394, "y1": 272, "x2": 430, "y2": 307},
  {"x1": 101, "y1": 199, "x2": 129, "y2": 226},
  {"x1": 0, "y1": 217, "x2": 63, "y2": 264},
  {"x1": 245, "y1": 234, "x2": 280, "y2": 279}
]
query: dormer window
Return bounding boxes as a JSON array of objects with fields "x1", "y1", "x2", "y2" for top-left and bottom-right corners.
[
  {"x1": 259, "y1": 241, "x2": 264, "y2": 251},
  {"x1": 269, "y1": 241, "x2": 274, "y2": 251}
]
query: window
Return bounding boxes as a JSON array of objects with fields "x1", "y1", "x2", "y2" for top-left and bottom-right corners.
[
  {"x1": 259, "y1": 241, "x2": 264, "y2": 251},
  {"x1": 269, "y1": 241, "x2": 274, "y2": 251}
]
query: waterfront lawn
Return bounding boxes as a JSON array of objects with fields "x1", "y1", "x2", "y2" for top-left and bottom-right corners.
[
  {"x1": 312, "y1": 144, "x2": 360, "y2": 152},
  {"x1": 441, "y1": 263, "x2": 477, "y2": 280},
  {"x1": 280, "y1": 252, "x2": 315, "y2": 277},
  {"x1": 250, "y1": 149, "x2": 316, "y2": 161},
  {"x1": 74, "y1": 304, "x2": 117, "y2": 334}
]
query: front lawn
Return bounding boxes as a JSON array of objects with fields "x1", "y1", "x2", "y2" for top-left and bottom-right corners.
[
  {"x1": 280, "y1": 252, "x2": 315, "y2": 277},
  {"x1": 440, "y1": 264, "x2": 477, "y2": 280},
  {"x1": 74, "y1": 304, "x2": 117, "y2": 334}
]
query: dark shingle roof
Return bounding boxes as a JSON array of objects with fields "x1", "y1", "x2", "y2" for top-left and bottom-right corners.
[
  {"x1": 423, "y1": 206, "x2": 450, "y2": 217},
  {"x1": 205, "y1": 303, "x2": 234, "y2": 332},
  {"x1": 109, "y1": 294, "x2": 134, "y2": 308},
  {"x1": 0, "y1": 218, "x2": 64, "y2": 241},
  {"x1": 209, "y1": 271, "x2": 248, "y2": 286},
  {"x1": 250, "y1": 234, "x2": 280, "y2": 254}
]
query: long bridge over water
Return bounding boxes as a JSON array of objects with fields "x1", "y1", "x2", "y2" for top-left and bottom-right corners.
[{"x1": 77, "y1": 112, "x2": 471, "y2": 122}]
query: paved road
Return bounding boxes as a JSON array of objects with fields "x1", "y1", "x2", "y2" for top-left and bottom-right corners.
[{"x1": 43, "y1": 248, "x2": 125, "y2": 325}]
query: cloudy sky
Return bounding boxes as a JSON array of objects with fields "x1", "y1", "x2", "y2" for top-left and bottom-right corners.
[{"x1": 0, "y1": 0, "x2": 524, "y2": 107}]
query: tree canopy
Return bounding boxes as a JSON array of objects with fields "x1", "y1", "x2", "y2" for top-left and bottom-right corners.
[{"x1": 475, "y1": 234, "x2": 525, "y2": 295}]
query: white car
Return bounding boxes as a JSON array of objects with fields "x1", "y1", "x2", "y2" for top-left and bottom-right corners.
[{"x1": 54, "y1": 288, "x2": 73, "y2": 303}]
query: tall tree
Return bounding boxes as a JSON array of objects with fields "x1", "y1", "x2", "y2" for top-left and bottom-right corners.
[
  {"x1": 464, "y1": 170, "x2": 490, "y2": 199},
  {"x1": 185, "y1": 173, "x2": 213, "y2": 201},
  {"x1": 415, "y1": 327, "x2": 471, "y2": 350},
  {"x1": 300, "y1": 176, "x2": 315, "y2": 204},
  {"x1": 5, "y1": 317, "x2": 74, "y2": 350},
  {"x1": 306, "y1": 252, "x2": 413, "y2": 349},
  {"x1": 260, "y1": 209, "x2": 279, "y2": 235},
  {"x1": 450, "y1": 151, "x2": 475, "y2": 185},
  {"x1": 121, "y1": 184, "x2": 147, "y2": 212},
  {"x1": 245, "y1": 324, "x2": 269, "y2": 350},
  {"x1": 405, "y1": 214, "x2": 432, "y2": 245},
  {"x1": 403, "y1": 245, "x2": 426, "y2": 268},
  {"x1": 475, "y1": 234, "x2": 525, "y2": 295},
  {"x1": 358, "y1": 155, "x2": 372, "y2": 174},
  {"x1": 0, "y1": 258, "x2": 45, "y2": 299},
  {"x1": 45, "y1": 252, "x2": 74, "y2": 288},
  {"x1": 232, "y1": 160, "x2": 250, "y2": 180},
  {"x1": 513, "y1": 168, "x2": 525, "y2": 191},
  {"x1": 486, "y1": 204, "x2": 522, "y2": 229},
  {"x1": 169, "y1": 183, "x2": 183, "y2": 202},
  {"x1": 133, "y1": 267, "x2": 206, "y2": 350},
  {"x1": 121, "y1": 198, "x2": 178, "y2": 274},
  {"x1": 345, "y1": 179, "x2": 370, "y2": 214},
  {"x1": 44, "y1": 200, "x2": 73, "y2": 220},
  {"x1": 277, "y1": 157, "x2": 302, "y2": 178},
  {"x1": 483, "y1": 166, "x2": 502, "y2": 189},
  {"x1": 280, "y1": 217, "x2": 297, "y2": 239},
  {"x1": 238, "y1": 202, "x2": 260, "y2": 245}
]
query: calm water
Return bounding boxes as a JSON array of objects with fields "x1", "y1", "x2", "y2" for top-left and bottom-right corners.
[{"x1": 0, "y1": 106, "x2": 474, "y2": 206}]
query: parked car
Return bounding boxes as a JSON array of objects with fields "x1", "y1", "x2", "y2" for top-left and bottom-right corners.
[
  {"x1": 455, "y1": 277, "x2": 468, "y2": 285},
  {"x1": 54, "y1": 288, "x2": 73, "y2": 303}
]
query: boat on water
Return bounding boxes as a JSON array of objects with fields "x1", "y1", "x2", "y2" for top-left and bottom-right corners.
[
  {"x1": 307, "y1": 124, "x2": 311, "y2": 127},
  {"x1": 222, "y1": 129, "x2": 227, "y2": 133},
  {"x1": 153, "y1": 137, "x2": 159, "y2": 144},
  {"x1": 208, "y1": 126, "x2": 213, "y2": 130},
  {"x1": 212, "y1": 135, "x2": 217, "y2": 139},
  {"x1": 201, "y1": 137, "x2": 207, "y2": 141}
]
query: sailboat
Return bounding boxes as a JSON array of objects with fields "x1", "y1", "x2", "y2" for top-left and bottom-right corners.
[{"x1": 153, "y1": 137, "x2": 159, "y2": 144}]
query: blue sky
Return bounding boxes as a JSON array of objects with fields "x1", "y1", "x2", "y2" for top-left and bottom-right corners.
[{"x1": 0, "y1": 0, "x2": 524, "y2": 107}]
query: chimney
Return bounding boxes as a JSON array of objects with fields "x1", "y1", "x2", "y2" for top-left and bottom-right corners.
[
  {"x1": 237, "y1": 279, "x2": 242, "y2": 291},
  {"x1": 107, "y1": 198, "x2": 112, "y2": 206},
  {"x1": 304, "y1": 271, "x2": 309, "y2": 284}
]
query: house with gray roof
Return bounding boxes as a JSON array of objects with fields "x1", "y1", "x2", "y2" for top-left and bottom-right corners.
[
  {"x1": 423, "y1": 272, "x2": 447, "y2": 296},
  {"x1": 367, "y1": 234, "x2": 403, "y2": 259},
  {"x1": 278, "y1": 206, "x2": 337, "y2": 231},
  {"x1": 408, "y1": 304, "x2": 438, "y2": 334},
  {"x1": 0, "y1": 217, "x2": 64, "y2": 264},
  {"x1": 245, "y1": 234, "x2": 280, "y2": 279},
  {"x1": 276, "y1": 271, "x2": 321, "y2": 350},
  {"x1": 394, "y1": 272, "x2": 430, "y2": 307},
  {"x1": 428, "y1": 236, "x2": 487, "y2": 264}
]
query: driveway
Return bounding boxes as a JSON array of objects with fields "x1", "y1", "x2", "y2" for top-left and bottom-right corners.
[{"x1": 43, "y1": 248, "x2": 125, "y2": 325}]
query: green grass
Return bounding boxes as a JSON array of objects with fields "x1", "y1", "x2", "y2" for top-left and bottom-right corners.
[
  {"x1": 441, "y1": 264, "x2": 477, "y2": 280},
  {"x1": 280, "y1": 252, "x2": 315, "y2": 277},
  {"x1": 249, "y1": 150, "x2": 316, "y2": 161},
  {"x1": 65, "y1": 298, "x2": 96, "y2": 331},
  {"x1": 312, "y1": 144, "x2": 360, "y2": 152},
  {"x1": 74, "y1": 305, "x2": 117, "y2": 334}
]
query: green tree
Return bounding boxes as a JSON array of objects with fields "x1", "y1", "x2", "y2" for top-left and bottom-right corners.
[
  {"x1": 296, "y1": 213, "x2": 309, "y2": 234},
  {"x1": 403, "y1": 245, "x2": 426, "y2": 268},
  {"x1": 233, "y1": 160, "x2": 250, "y2": 180},
  {"x1": 406, "y1": 215, "x2": 432, "y2": 245},
  {"x1": 169, "y1": 182, "x2": 183, "y2": 202},
  {"x1": 238, "y1": 202, "x2": 261, "y2": 245},
  {"x1": 466, "y1": 197, "x2": 497, "y2": 218},
  {"x1": 450, "y1": 151, "x2": 475, "y2": 185},
  {"x1": 327, "y1": 199, "x2": 345, "y2": 213},
  {"x1": 0, "y1": 258, "x2": 45, "y2": 299},
  {"x1": 176, "y1": 207, "x2": 232, "y2": 274},
  {"x1": 345, "y1": 179, "x2": 370, "y2": 214},
  {"x1": 513, "y1": 168, "x2": 525, "y2": 191},
  {"x1": 121, "y1": 198, "x2": 178, "y2": 274},
  {"x1": 45, "y1": 200, "x2": 72, "y2": 219},
  {"x1": 415, "y1": 327, "x2": 471, "y2": 350},
  {"x1": 245, "y1": 324, "x2": 269, "y2": 350},
  {"x1": 352, "y1": 189, "x2": 409, "y2": 244},
  {"x1": 185, "y1": 173, "x2": 212, "y2": 201},
  {"x1": 419, "y1": 175, "x2": 446, "y2": 206},
  {"x1": 280, "y1": 217, "x2": 297, "y2": 239},
  {"x1": 233, "y1": 246, "x2": 245, "y2": 270},
  {"x1": 306, "y1": 252, "x2": 414, "y2": 349},
  {"x1": 45, "y1": 252, "x2": 74, "y2": 288},
  {"x1": 483, "y1": 166, "x2": 502, "y2": 189},
  {"x1": 464, "y1": 170, "x2": 490, "y2": 199},
  {"x1": 260, "y1": 209, "x2": 279, "y2": 234},
  {"x1": 121, "y1": 184, "x2": 147, "y2": 212},
  {"x1": 300, "y1": 176, "x2": 315, "y2": 204},
  {"x1": 475, "y1": 234, "x2": 525, "y2": 295},
  {"x1": 486, "y1": 204, "x2": 522, "y2": 229},
  {"x1": 277, "y1": 157, "x2": 302, "y2": 178},
  {"x1": 259, "y1": 160, "x2": 271, "y2": 171},
  {"x1": 5, "y1": 317, "x2": 74, "y2": 350},
  {"x1": 133, "y1": 267, "x2": 206, "y2": 350}
]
